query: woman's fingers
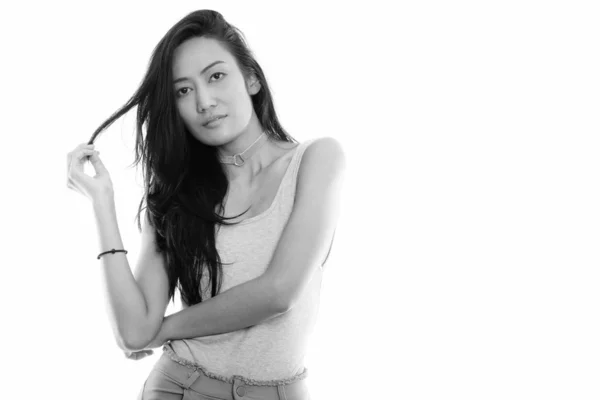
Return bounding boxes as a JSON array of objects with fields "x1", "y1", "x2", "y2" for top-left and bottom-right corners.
[
  {"x1": 67, "y1": 143, "x2": 95, "y2": 159},
  {"x1": 124, "y1": 350, "x2": 154, "y2": 360},
  {"x1": 70, "y1": 149, "x2": 98, "y2": 170},
  {"x1": 67, "y1": 144, "x2": 97, "y2": 176},
  {"x1": 66, "y1": 141, "x2": 114, "y2": 202},
  {"x1": 66, "y1": 149, "x2": 99, "y2": 188},
  {"x1": 87, "y1": 150, "x2": 106, "y2": 174}
]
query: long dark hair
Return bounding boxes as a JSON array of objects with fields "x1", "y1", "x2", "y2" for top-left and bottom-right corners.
[{"x1": 87, "y1": 9, "x2": 296, "y2": 306}]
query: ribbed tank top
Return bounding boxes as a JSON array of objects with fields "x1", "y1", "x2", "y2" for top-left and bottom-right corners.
[{"x1": 165, "y1": 138, "x2": 331, "y2": 384}]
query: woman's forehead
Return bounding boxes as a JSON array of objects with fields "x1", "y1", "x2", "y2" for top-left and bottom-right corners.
[{"x1": 173, "y1": 37, "x2": 232, "y2": 68}]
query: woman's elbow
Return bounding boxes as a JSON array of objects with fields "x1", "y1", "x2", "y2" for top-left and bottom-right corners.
[
  {"x1": 119, "y1": 333, "x2": 148, "y2": 352},
  {"x1": 116, "y1": 324, "x2": 151, "y2": 352}
]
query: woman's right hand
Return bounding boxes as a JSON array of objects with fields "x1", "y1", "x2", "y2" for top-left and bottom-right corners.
[{"x1": 67, "y1": 143, "x2": 114, "y2": 203}]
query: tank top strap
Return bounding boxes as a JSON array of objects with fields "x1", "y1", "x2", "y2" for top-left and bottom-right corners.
[{"x1": 281, "y1": 138, "x2": 319, "y2": 200}]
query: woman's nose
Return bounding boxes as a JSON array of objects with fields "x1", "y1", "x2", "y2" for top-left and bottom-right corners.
[{"x1": 196, "y1": 90, "x2": 216, "y2": 113}]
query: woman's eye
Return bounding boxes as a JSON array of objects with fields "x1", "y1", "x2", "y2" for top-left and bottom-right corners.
[
  {"x1": 211, "y1": 72, "x2": 225, "y2": 81},
  {"x1": 176, "y1": 73, "x2": 225, "y2": 97}
]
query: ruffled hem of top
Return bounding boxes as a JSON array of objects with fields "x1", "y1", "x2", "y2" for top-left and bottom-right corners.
[{"x1": 162, "y1": 343, "x2": 308, "y2": 387}]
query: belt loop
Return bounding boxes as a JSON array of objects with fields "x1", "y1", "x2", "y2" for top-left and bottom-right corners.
[
  {"x1": 277, "y1": 384, "x2": 288, "y2": 400},
  {"x1": 182, "y1": 369, "x2": 202, "y2": 389}
]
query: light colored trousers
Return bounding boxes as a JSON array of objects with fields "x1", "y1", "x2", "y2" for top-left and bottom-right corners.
[{"x1": 138, "y1": 348, "x2": 311, "y2": 400}]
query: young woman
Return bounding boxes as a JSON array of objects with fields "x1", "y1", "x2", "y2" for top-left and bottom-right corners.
[{"x1": 66, "y1": 9, "x2": 345, "y2": 400}]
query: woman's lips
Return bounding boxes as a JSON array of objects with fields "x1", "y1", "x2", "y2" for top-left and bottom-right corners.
[{"x1": 203, "y1": 115, "x2": 226, "y2": 127}]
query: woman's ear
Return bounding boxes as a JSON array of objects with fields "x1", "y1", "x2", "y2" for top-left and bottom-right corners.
[{"x1": 246, "y1": 75, "x2": 261, "y2": 95}]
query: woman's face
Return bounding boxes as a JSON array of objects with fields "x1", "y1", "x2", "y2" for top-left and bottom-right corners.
[{"x1": 171, "y1": 36, "x2": 260, "y2": 144}]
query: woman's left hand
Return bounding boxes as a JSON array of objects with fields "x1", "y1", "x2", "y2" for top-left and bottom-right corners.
[{"x1": 124, "y1": 349, "x2": 154, "y2": 360}]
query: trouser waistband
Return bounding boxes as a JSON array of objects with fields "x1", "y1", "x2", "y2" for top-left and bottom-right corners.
[{"x1": 154, "y1": 345, "x2": 309, "y2": 400}]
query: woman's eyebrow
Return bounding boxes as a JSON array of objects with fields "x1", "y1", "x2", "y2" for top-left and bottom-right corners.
[{"x1": 173, "y1": 60, "x2": 226, "y2": 84}]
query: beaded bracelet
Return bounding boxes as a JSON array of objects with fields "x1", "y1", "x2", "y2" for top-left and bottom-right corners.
[{"x1": 97, "y1": 248, "x2": 128, "y2": 260}]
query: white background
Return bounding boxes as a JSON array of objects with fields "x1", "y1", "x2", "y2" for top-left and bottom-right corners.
[{"x1": 0, "y1": 1, "x2": 599, "y2": 399}]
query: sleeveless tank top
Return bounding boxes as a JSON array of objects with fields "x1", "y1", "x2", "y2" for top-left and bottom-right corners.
[{"x1": 166, "y1": 138, "x2": 333, "y2": 384}]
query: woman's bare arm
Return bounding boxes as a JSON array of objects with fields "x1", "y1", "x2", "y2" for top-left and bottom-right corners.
[{"x1": 93, "y1": 197, "x2": 169, "y2": 351}]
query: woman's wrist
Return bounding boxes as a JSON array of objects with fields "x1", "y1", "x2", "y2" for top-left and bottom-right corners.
[
  {"x1": 160, "y1": 315, "x2": 173, "y2": 344},
  {"x1": 148, "y1": 316, "x2": 171, "y2": 348},
  {"x1": 92, "y1": 191, "x2": 115, "y2": 209}
]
